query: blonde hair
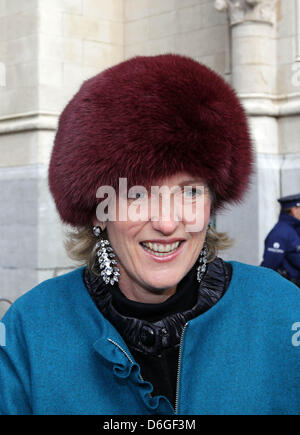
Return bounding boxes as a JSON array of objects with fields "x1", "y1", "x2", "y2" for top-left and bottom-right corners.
[{"x1": 65, "y1": 224, "x2": 233, "y2": 276}]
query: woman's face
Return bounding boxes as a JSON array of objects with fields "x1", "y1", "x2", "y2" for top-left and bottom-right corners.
[{"x1": 94, "y1": 172, "x2": 211, "y2": 302}]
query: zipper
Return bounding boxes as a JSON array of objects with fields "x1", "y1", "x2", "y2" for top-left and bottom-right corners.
[{"x1": 175, "y1": 322, "x2": 188, "y2": 414}]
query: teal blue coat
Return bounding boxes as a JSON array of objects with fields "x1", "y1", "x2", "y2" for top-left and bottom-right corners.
[{"x1": 1, "y1": 262, "x2": 300, "y2": 415}]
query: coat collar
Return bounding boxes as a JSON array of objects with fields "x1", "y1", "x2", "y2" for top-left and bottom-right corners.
[
  {"x1": 279, "y1": 212, "x2": 300, "y2": 229},
  {"x1": 85, "y1": 257, "x2": 232, "y2": 356}
]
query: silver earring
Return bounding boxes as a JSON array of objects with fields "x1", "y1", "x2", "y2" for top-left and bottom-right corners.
[
  {"x1": 197, "y1": 243, "x2": 208, "y2": 283},
  {"x1": 93, "y1": 226, "x2": 120, "y2": 285}
]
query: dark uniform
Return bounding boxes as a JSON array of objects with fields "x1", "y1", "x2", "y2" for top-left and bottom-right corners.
[{"x1": 261, "y1": 193, "x2": 300, "y2": 287}]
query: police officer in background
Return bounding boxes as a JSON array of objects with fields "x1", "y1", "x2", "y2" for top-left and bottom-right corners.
[{"x1": 261, "y1": 193, "x2": 300, "y2": 287}]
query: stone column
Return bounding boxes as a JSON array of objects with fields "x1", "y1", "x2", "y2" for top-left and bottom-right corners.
[{"x1": 214, "y1": 0, "x2": 279, "y2": 265}]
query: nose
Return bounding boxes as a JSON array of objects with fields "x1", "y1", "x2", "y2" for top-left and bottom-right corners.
[
  {"x1": 151, "y1": 216, "x2": 180, "y2": 235},
  {"x1": 150, "y1": 195, "x2": 181, "y2": 235}
]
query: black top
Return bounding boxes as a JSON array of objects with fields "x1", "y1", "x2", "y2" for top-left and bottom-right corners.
[
  {"x1": 84, "y1": 257, "x2": 232, "y2": 408},
  {"x1": 109, "y1": 263, "x2": 198, "y2": 322}
]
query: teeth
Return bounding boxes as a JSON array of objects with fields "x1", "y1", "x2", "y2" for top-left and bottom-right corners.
[{"x1": 142, "y1": 241, "x2": 181, "y2": 253}]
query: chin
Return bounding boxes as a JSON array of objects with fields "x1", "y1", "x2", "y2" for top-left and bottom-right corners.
[{"x1": 144, "y1": 273, "x2": 183, "y2": 292}]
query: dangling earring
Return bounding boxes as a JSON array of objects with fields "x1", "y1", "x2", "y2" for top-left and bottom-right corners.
[
  {"x1": 196, "y1": 221, "x2": 211, "y2": 282},
  {"x1": 196, "y1": 242, "x2": 208, "y2": 283},
  {"x1": 93, "y1": 226, "x2": 120, "y2": 285}
]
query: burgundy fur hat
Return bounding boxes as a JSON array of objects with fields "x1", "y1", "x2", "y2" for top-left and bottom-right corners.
[{"x1": 49, "y1": 54, "x2": 253, "y2": 226}]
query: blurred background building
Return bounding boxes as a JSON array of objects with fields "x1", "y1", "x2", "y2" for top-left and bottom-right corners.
[{"x1": 0, "y1": 0, "x2": 300, "y2": 312}]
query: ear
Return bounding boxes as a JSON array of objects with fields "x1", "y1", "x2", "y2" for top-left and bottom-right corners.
[{"x1": 92, "y1": 215, "x2": 106, "y2": 231}]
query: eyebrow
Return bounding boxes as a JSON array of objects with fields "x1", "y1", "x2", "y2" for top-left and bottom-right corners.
[{"x1": 177, "y1": 180, "x2": 206, "y2": 187}]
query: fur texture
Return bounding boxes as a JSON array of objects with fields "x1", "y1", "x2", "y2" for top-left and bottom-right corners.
[{"x1": 49, "y1": 54, "x2": 253, "y2": 226}]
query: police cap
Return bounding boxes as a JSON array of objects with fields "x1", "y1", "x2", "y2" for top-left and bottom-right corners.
[{"x1": 278, "y1": 193, "x2": 300, "y2": 209}]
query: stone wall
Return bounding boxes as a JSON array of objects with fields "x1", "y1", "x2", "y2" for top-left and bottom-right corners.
[
  {"x1": 0, "y1": 0, "x2": 125, "y2": 308},
  {"x1": 124, "y1": 0, "x2": 228, "y2": 75}
]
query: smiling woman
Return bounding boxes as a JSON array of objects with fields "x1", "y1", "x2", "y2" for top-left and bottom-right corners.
[
  {"x1": 66, "y1": 172, "x2": 231, "y2": 303},
  {"x1": 1, "y1": 54, "x2": 300, "y2": 416}
]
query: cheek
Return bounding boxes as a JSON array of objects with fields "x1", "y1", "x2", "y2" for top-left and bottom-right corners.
[
  {"x1": 204, "y1": 203, "x2": 211, "y2": 222},
  {"x1": 106, "y1": 221, "x2": 143, "y2": 250},
  {"x1": 182, "y1": 197, "x2": 211, "y2": 230},
  {"x1": 203, "y1": 197, "x2": 212, "y2": 224}
]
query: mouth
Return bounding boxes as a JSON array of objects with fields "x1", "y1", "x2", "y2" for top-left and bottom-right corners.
[{"x1": 139, "y1": 239, "x2": 185, "y2": 260}]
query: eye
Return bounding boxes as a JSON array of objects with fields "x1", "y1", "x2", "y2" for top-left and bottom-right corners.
[
  {"x1": 127, "y1": 189, "x2": 147, "y2": 201},
  {"x1": 183, "y1": 187, "x2": 203, "y2": 198},
  {"x1": 135, "y1": 192, "x2": 145, "y2": 199}
]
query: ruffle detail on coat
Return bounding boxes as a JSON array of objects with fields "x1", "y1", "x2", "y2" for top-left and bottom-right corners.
[{"x1": 93, "y1": 337, "x2": 174, "y2": 414}]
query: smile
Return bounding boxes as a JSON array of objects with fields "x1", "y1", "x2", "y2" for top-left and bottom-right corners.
[{"x1": 140, "y1": 240, "x2": 184, "y2": 259}]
